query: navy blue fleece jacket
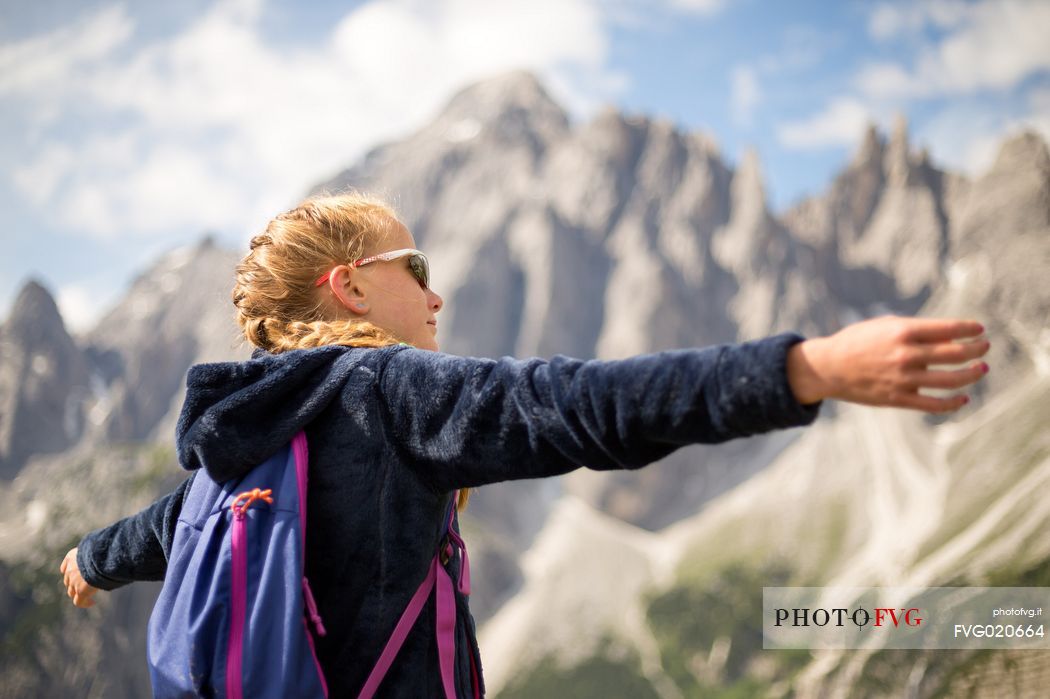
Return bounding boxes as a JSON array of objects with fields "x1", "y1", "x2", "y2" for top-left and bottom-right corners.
[{"x1": 77, "y1": 333, "x2": 823, "y2": 697}]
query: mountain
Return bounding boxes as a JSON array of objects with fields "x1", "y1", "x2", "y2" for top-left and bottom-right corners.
[
  {"x1": 934, "y1": 130, "x2": 1050, "y2": 390},
  {"x1": 83, "y1": 236, "x2": 250, "y2": 445},
  {"x1": 0, "y1": 280, "x2": 92, "y2": 479},
  {"x1": 1, "y1": 70, "x2": 1047, "y2": 698},
  {"x1": 477, "y1": 126, "x2": 1050, "y2": 696}
]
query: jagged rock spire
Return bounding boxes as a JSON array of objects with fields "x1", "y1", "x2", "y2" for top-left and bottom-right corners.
[
  {"x1": 0, "y1": 279, "x2": 90, "y2": 479},
  {"x1": 5, "y1": 279, "x2": 66, "y2": 338}
]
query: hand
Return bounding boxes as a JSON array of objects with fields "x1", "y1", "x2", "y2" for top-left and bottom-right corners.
[
  {"x1": 60, "y1": 548, "x2": 99, "y2": 608},
  {"x1": 787, "y1": 315, "x2": 990, "y2": 413}
]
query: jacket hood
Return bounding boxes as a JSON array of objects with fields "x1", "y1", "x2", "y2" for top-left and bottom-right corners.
[{"x1": 176, "y1": 344, "x2": 395, "y2": 483}]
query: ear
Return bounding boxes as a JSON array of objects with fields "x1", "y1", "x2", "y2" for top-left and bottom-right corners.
[{"x1": 326, "y1": 265, "x2": 370, "y2": 316}]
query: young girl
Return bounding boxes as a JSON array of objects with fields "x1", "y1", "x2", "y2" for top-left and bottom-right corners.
[{"x1": 60, "y1": 193, "x2": 990, "y2": 697}]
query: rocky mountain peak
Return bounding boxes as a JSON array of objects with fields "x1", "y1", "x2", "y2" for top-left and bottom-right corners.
[
  {"x1": 711, "y1": 147, "x2": 773, "y2": 282},
  {"x1": 195, "y1": 232, "x2": 219, "y2": 252},
  {"x1": 884, "y1": 113, "x2": 912, "y2": 184},
  {"x1": 0, "y1": 279, "x2": 90, "y2": 479},
  {"x1": 585, "y1": 105, "x2": 637, "y2": 142},
  {"x1": 733, "y1": 147, "x2": 768, "y2": 210},
  {"x1": 888, "y1": 113, "x2": 909, "y2": 153},
  {"x1": 78, "y1": 234, "x2": 246, "y2": 443},
  {"x1": 949, "y1": 129, "x2": 1050, "y2": 281},
  {"x1": 4, "y1": 279, "x2": 67, "y2": 340},
  {"x1": 986, "y1": 129, "x2": 1050, "y2": 178},
  {"x1": 850, "y1": 123, "x2": 885, "y2": 170},
  {"x1": 436, "y1": 69, "x2": 569, "y2": 138}
]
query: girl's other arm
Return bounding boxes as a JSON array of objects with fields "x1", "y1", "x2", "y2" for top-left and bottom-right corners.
[{"x1": 61, "y1": 472, "x2": 196, "y2": 602}]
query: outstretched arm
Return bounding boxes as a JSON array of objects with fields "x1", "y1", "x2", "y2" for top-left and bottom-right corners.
[
  {"x1": 60, "y1": 472, "x2": 196, "y2": 606},
  {"x1": 378, "y1": 331, "x2": 822, "y2": 492},
  {"x1": 379, "y1": 316, "x2": 988, "y2": 493}
]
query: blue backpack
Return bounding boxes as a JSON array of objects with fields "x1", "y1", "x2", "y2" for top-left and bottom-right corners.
[
  {"x1": 146, "y1": 429, "x2": 472, "y2": 698},
  {"x1": 147, "y1": 430, "x2": 328, "y2": 698}
]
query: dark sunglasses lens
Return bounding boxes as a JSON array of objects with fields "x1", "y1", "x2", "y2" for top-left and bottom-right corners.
[{"x1": 409, "y1": 254, "x2": 429, "y2": 288}]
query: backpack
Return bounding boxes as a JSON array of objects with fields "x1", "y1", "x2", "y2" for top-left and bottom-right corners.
[{"x1": 146, "y1": 429, "x2": 475, "y2": 698}]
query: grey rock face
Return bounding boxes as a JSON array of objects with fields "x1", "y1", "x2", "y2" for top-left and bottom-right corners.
[
  {"x1": 923, "y1": 129, "x2": 1050, "y2": 396},
  {"x1": 83, "y1": 236, "x2": 248, "y2": 445},
  {"x1": 781, "y1": 118, "x2": 946, "y2": 314},
  {"x1": 0, "y1": 280, "x2": 92, "y2": 479}
]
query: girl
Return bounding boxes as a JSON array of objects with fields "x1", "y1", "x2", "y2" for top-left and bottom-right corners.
[{"x1": 60, "y1": 193, "x2": 990, "y2": 697}]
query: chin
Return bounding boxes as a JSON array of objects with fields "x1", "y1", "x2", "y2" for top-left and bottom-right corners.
[{"x1": 410, "y1": 335, "x2": 438, "y2": 351}]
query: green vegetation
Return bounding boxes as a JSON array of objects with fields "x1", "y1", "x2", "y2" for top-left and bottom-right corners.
[
  {"x1": 984, "y1": 543, "x2": 1050, "y2": 588},
  {"x1": 918, "y1": 442, "x2": 1049, "y2": 564},
  {"x1": 852, "y1": 648, "x2": 997, "y2": 698},
  {"x1": 852, "y1": 554, "x2": 1050, "y2": 696},
  {"x1": 645, "y1": 559, "x2": 811, "y2": 697},
  {"x1": 498, "y1": 637, "x2": 660, "y2": 699},
  {"x1": 918, "y1": 398, "x2": 1049, "y2": 564},
  {"x1": 0, "y1": 539, "x2": 77, "y2": 665},
  {"x1": 128, "y1": 443, "x2": 179, "y2": 495}
]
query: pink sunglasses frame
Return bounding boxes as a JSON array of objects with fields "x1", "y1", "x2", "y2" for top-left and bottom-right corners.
[{"x1": 314, "y1": 248, "x2": 430, "y2": 288}]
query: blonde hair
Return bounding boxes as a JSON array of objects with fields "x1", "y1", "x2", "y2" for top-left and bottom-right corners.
[
  {"x1": 233, "y1": 192, "x2": 470, "y2": 511},
  {"x1": 233, "y1": 192, "x2": 406, "y2": 352}
]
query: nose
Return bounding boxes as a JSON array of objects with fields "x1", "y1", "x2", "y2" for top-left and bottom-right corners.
[{"x1": 427, "y1": 287, "x2": 444, "y2": 313}]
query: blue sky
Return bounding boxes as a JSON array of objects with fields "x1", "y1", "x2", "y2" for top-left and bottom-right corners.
[{"x1": 3, "y1": 0, "x2": 1048, "y2": 333}]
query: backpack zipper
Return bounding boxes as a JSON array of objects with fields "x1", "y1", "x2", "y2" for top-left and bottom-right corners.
[{"x1": 227, "y1": 488, "x2": 273, "y2": 699}]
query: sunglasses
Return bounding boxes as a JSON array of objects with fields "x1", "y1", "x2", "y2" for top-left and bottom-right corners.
[{"x1": 315, "y1": 248, "x2": 430, "y2": 289}]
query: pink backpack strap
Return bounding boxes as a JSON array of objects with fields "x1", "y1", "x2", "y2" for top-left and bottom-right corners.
[
  {"x1": 293, "y1": 431, "x2": 330, "y2": 695},
  {"x1": 358, "y1": 490, "x2": 473, "y2": 699},
  {"x1": 435, "y1": 491, "x2": 462, "y2": 697}
]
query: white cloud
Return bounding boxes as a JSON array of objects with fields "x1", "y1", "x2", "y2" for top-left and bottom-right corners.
[
  {"x1": 0, "y1": 5, "x2": 134, "y2": 98},
  {"x1": 59, "y1": 141, "x2": 250, "y2": 238},
  {"x1": 755, "y1": 24, "x2": 830, "y2": 75},
  {"x1": 781, "y1": 1, "x2": 1050, "y2": 168},
  {"x1": 12, "y1": 143, "x2": 75, "y2": 206},
  {"x1": 730, "y1": 65, "x2": 761, "y2": 128},
  {"x1": 917, "y1": 93, "x2": 1050, "y2": 177},
  {"x1": 919, "y1": 108, "x2": 1006, "y2": 176},
  {"x1": 867, "y1": 0, "x2": 971, "y2": 40},
  {"x1": 56, "y1": 284, "x2": 101, "y2": 334},
  {"x1": 327, "y1": 0, "x2": 616, "y2": 119},
  {"x1": 665, "y1": 0, "x2": 727, "y2": 15},
  {"x1": 1029, "y1": 85, "x2": 1050, "y2": 118},
  {"x1": 777, "y1": 97, "x2": 873, "y2": 150},
  {"x1": 859, "y1": 0, "x2": 1050, "y2": 99},
  {"x1": 8, "y1": 0, "x2": 624, "y2": 242}
]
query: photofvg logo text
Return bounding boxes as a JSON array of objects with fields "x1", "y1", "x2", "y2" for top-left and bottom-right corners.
[
  {"x1": 763, "y1": 587, "x2": 1050, "y2": 650},
  {"x1": 774, "y1": 606, "x2": 923, "y2": 629}
]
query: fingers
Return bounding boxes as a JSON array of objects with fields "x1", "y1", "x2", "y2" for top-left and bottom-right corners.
[
  {"x1": 65, "y1": 580, "x2": 98, "y2": 608},
  {"x1": 61, "y1": 547, "x2": 99, "y2": 608},
  {"x1": 895, "y1": 391, "x2": 970, "y2": 414},
  {"x1": 73, "y1": 589, "x2": 96, "y2": 608},
  {"x1": 60, "y1": 547, "x2": 75, "y2": 575},
  {"x1": 902, "y1": 318, "x2": 984, "y2": 344},
  {"x1": 911, "y1": 362, "x2": 988, "y2": 390},
  {"x1": 919, "y1": 337, "x2": 991, "y2": 365}
]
